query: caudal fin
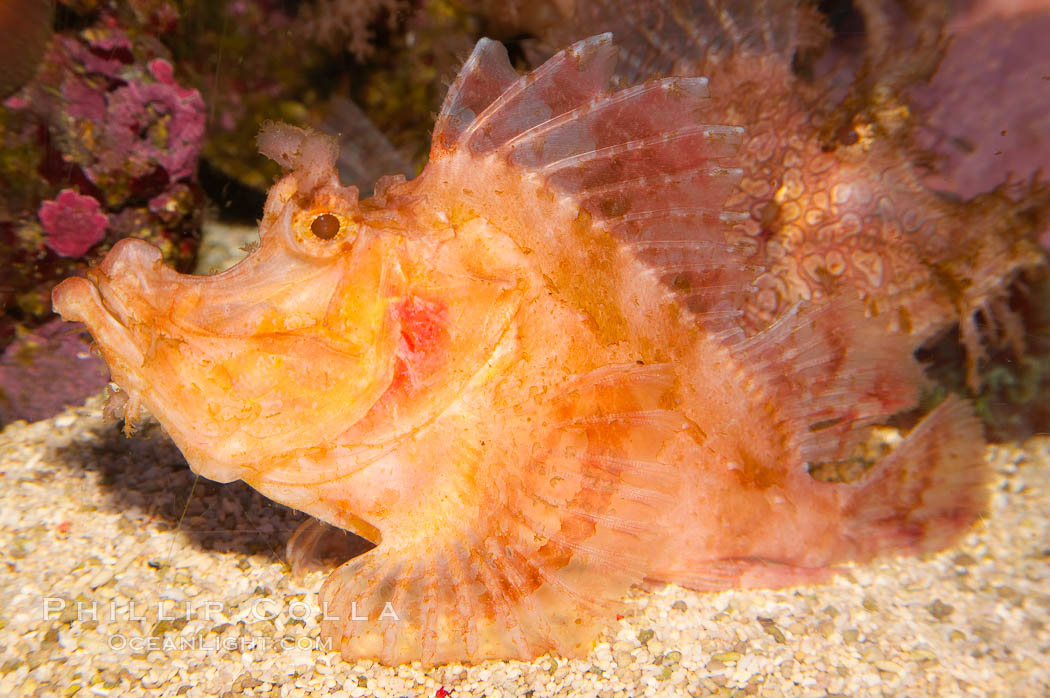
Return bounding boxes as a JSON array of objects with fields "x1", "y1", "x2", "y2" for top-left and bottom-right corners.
[{"x1": 840, "y1": 394, "x2": 988, "y2": 561}]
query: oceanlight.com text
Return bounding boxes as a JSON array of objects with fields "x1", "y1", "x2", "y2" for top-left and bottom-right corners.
[{"x1": 105, "y1": 634, "x2": 334, "y2": 653}]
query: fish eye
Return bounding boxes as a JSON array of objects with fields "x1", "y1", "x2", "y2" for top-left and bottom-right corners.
[{"x1": 310, "y1": 213, "x2": 341, "y2": 240}]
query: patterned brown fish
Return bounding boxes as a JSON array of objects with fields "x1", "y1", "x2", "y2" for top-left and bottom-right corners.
[
  {"x1": 52, "y1": 35, "x2": 987, "y2": 665},
  {"x1": 537, "y1": 0, "x2": 1050, "y2": 388}
]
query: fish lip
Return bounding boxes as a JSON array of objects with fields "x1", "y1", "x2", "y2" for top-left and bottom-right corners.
[
  {"x1": 85, "y1": 268, "x2": 131, "y2": 328},
  {"x1": 54, "y1": 271, "x2": 145, "y2": 369}
]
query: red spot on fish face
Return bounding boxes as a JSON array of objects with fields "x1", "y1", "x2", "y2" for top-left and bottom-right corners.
[
  {"x1": 397, "y1": 295, "x2": 447, "y2": 353},
  {"x1": 389, "y1": 295, "x2": 449, "y2": 392}
]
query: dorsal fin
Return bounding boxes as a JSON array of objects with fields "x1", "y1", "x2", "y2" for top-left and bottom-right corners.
[
  {"x1": 425, "y1": 35, "x2": 755, "y2": 334},
  {"x1": 457, "y1": 33, "x2": 619, "y2": 155},
  {"x1": 431, "y1": 38, "x2": 521, "y2": 154}
]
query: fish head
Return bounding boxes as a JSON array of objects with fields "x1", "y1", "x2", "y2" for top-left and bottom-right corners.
[{"x1": 52, "y1": 127, "x2": 405, "y2": 485}]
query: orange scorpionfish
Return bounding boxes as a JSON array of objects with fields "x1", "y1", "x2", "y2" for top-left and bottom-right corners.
[{"x1": 53, "y1": 35, "x2": 988, "y2": 665}]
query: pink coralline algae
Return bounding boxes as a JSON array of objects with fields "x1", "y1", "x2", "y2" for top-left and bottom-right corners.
[
  {"x1": 42, "y1": 26, "x2": 206, "y2": 200},
  {"x1": 0, "y1": 319, "x2": 108, "y2": 425},
  {"x1": 91, "y1": 58, "x2": 205, "y2": 184},
  {"x1": 38, "y1": 190, "x2": 109, "y2": 258},
  {"x1": 0, "y1": 10, "x2": 203, "y2": 425},
  {"x1": 0, "y1": 17, "x2": 204, "y2": 291}
]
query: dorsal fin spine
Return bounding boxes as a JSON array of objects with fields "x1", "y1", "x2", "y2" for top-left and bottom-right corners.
[
  {"x1": 497, "y1": 77, "x2": 708, "y2": 157},
  {"x1": 540, "y1": 122, "x2": 743, "y2": 174},
  {"x1": 581, "y1": 166, "x2": 744, "y2": 199},
  {"x1": 460, "y1": 33, "x2": 616, "y2": 147}
]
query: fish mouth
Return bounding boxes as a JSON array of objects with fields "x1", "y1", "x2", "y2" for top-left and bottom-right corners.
[
  {"x1": 52, "y1": 271, "x2": 146, "y2": 371},
  {"x1": 53, "y1": 237, "x2": 177, "y2": 370},
  {"x1": 54, "y1": 262, "x2": 183, "y2": 445},
  {"x1": 86, "y1": 267, "x2": 135, "y2": 329}
]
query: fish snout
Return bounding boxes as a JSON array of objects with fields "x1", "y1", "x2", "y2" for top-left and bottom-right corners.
[
  {"x1": 52, "y1": 238, "x2": 168, "y2": 325},
  {"x1": 51, "y1": 276, "x2": 97, "y2": 324},
  {"x1": 98, "y1": 237, "x2": 165, "y2": 279},
  {"x1": 92, "y1": 237, "x2": 178, "y2": 324}
]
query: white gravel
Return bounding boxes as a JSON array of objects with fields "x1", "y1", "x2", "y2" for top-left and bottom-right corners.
[{"x1": 1, "y1": 396, "x2": 1048, "y2": 697}]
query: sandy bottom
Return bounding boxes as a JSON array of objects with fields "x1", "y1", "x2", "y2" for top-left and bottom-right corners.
[
  {"x1": 3, "y1": 224, "x2": 1048, "y2": 696},
  {"x1": 0, "y1": 395, "x2": 1047, "y2": 698}
]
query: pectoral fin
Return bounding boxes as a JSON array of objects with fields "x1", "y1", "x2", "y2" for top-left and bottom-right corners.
[{"x1": 317, "y1": 362, "x2": 693, "y2": 665}]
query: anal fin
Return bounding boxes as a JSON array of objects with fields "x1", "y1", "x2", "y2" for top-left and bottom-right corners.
[{"x1": 840, "y1": 394, "x2": 988, "y2": 560}]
